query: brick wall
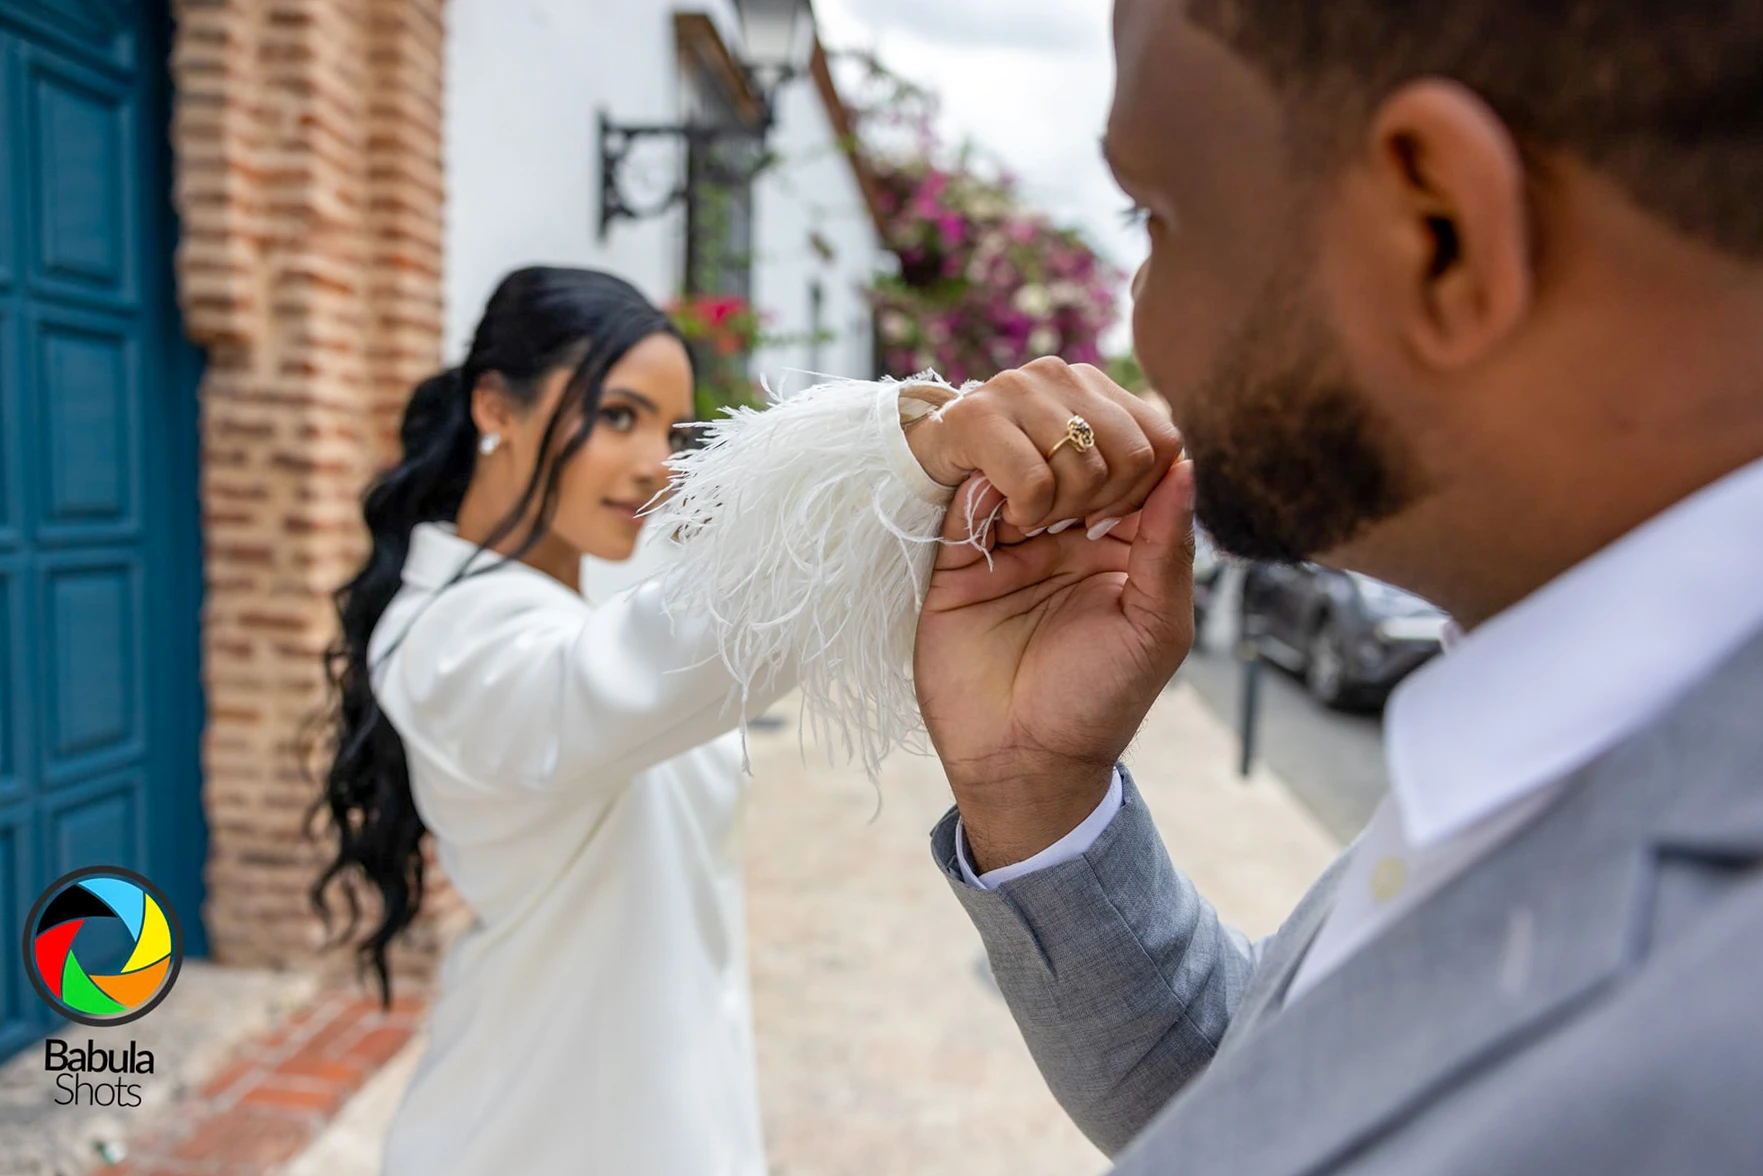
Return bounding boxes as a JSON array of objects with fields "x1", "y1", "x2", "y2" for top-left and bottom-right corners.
[{"x1": 169, "y1": 0, "x2": 464, "y2": 988}]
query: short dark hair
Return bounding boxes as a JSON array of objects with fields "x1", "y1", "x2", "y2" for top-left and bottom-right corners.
[{"x1": 1190, "y1": 0, "x2": 1763, "y2": 258}]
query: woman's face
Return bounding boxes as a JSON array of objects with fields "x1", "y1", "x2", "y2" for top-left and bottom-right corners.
[{"x1": 493, "y1": 332, "x2": 697, "y2": 562}]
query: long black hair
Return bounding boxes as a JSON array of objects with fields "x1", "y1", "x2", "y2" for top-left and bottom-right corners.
[{"x1": 304, "y1": 266, "x2": 688, "y2": 1007}]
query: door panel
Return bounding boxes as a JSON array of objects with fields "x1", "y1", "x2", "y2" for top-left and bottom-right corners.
[
  {"x1": 1250, "y1": 563, "x2": 1302, "y2": 650},
  {"x1": 0, "y1": 41, "x2": 11, "y2": 292},
  {"x1": 0, "y1": 0, "x2": 136, "y2": 75},
  {"x1": 0, "y1": 566, "x2": 16, "y2": 806},
  {"x1": 38, "y1": 554, "x2": 145, "y2": 784},
  {"x1": 30, "y1": 306, "x2": 141, "y2": 544},
  {"x1": 0, "y1": 801, "x2": 31, "y2": 1033},
  {"x1": 44, "y1": 772, "x2": 145, "y2": 880},
  {"x1": 0, "y1": 310, "x2": 18, "y2": 545},
  {"x1": 0, "y1": 0, "x2": 203, "y2": 1062},
  {"x1": 24, "y1": 45, "x2": 135, "y2": 306},
  {"x1": 1285, "y1": 567, "x2": 1324, "y2": 642}
]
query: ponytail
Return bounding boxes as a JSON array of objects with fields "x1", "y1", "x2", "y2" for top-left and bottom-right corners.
[
  {"x1": 305, "y1": 267, "x2": 684, "y2": 1007},
  {"x1": 303, "y1": 367, "x2": 475, "y2": 1004}
]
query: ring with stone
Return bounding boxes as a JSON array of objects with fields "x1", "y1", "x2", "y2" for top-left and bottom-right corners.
[{"x1": 1044, "y1": 415, "x2": 1096, "y2": 460}]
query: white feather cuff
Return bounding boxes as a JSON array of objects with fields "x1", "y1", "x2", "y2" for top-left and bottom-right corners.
[{"x1": 646, "y1": 372, "x2": 979, "y2": 779}]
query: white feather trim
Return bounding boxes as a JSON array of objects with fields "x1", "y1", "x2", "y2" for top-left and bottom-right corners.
[{"x1": 645, "y1": 371, "x2": 990, "y2": 780}]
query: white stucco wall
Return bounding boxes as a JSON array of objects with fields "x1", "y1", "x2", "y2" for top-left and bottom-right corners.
[
  {"x1": 444, "y1": 0, "x2": 887, "y2": 594},
  {"x1": 443, "y1": 0, "x2": 882, "y2": 386},
  {"x1": 749, "y1": 65, "x2": 883, "y2": 394},
  {"x1": 444, "y1": 0, "x2": 691, "y2": 355}
]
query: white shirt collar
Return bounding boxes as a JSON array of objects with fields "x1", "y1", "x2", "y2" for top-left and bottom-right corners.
[
  {"x1": 403, "y1": 521, "x2": 580, "y2": 600},
  {"x1": 1385, "y1": 455, "x2": 1763, "y2": 849}
]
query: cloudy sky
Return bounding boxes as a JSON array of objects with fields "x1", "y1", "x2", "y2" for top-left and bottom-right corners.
[{"x1": 811, "y1": 0, "x2": 1143, "y2": 353}]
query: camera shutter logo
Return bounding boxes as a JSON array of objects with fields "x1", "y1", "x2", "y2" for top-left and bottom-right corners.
[{"x1": 23, "y1": 867, "x2": 183, "y2": 1027}]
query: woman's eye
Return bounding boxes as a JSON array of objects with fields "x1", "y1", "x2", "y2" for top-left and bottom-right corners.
[
  {"x1": 600, "y1": 405, "x2": 637, "y2": 431},
  {"x1": 1120, "y1": 203, "x2": 1151, "y2": 231},
  {"x1": 667, "y1": 428, "x2": 696, "y2": 455}
]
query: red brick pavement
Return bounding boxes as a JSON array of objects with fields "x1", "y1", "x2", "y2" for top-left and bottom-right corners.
[{"x1": 102, "y1": 987, "x2": 428, "y2": 1175}]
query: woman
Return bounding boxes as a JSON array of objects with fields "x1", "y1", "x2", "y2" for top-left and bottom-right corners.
[{"x1": 308, "y1": 266, "x2": 1175, "y2": 1174}]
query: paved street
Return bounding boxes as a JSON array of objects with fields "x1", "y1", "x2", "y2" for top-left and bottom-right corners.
[
  {"x1": 0, "y1": 965, "x2": 321, "y2": 1176},
  {"x1": 1176, "y1": 566, "x2": 1390, "y2": 845},
  {"x1": 742, "y1": 681, "x2": 1339, "y2": 1176}
]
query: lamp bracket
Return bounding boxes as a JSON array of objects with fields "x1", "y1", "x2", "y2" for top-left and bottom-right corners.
[{"x1": 598, "y1": 112, "x2": 777, "y2": 241}]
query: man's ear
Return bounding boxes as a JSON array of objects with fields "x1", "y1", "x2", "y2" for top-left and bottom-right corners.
[{"x1": 1364, "y1": 79, "x2": 1533, "y2": 371}]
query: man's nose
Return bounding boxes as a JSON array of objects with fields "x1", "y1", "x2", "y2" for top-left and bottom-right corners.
[{"x1": 1131, "y1": 261, "x2": 1149, "y2": 302}]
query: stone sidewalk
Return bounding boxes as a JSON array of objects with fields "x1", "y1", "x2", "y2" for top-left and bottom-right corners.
[
  {"x1": 272, "y1": 679, "x2": 1341, "y2": 1176},
  {"x1": 0, "y1": 964, "x2": 322, "y2": 1175}
]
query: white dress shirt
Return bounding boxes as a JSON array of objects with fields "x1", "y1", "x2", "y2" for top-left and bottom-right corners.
[
  {"x1": 955, "y1": 768, "x2": 1125, "y2": 888},
  {"x1": 961, "y1": 455, "x2": 1763, "y2": 1009}
]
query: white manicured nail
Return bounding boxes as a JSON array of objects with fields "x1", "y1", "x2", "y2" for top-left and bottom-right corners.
[
  {"x1": 1025, "y1": 526, "x2": 1047, "y2": 537},
  {"x1": 1087, "y1": 517, "x2": 1122, "y2": 540},
  {"x1": 1047, "y1": 518, "x2": 1080, "y2": 534}
]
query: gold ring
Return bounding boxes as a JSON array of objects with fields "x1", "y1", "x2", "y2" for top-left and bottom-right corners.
[{"x1": 1045, "y1": 415, "x2": 1096, "y2": 460}]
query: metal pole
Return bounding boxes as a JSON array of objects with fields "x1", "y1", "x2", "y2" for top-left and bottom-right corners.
[{"x1": 1239, "y1": 615, "x2": 1265, "y2": 778}]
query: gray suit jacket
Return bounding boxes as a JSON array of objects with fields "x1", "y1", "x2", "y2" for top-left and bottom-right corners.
[{"x1": 933, "y1": 626, "x2": 1763, "y2": 1174}]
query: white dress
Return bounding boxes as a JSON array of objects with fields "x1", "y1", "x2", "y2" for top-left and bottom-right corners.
[{"x1": 372, "y1": 377, "x2": 961, "y2": 1175}]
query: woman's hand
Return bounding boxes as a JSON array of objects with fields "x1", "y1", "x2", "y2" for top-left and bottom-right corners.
[
  {"x1": 904, "y1": 358, "x2": 1184, "y2": 536},
  {"x1": 912, "y1": 375, "x2": 1198, "y2": 873}
]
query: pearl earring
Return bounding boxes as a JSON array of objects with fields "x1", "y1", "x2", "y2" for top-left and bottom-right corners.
[{"x1": 478, "y1": 432, "x2": 501, "y2": 456}]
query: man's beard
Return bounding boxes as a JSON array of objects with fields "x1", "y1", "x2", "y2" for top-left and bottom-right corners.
[{"x1": 1184, "y1": 263, "x2": 1425, "y2": 564}]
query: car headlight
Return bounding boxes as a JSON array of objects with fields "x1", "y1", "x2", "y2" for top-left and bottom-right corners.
[{"x1": 1374, "y1": 616, "x2": 1448, "y2": 643}]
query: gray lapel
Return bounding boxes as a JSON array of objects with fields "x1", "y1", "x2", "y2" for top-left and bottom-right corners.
[
  {"x1": 1113, "y1": 625, "x2": 1763, "y2": 1176},
  {"x1": 1218, "y1": 848, "x2": 1351, "y2": 1047}
]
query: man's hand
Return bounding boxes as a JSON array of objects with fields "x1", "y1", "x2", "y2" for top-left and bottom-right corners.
[
  {"x1": 914, "y1": 449, "x2": 1198, "y2": 875},
  {"x1": 904, "y1": 358, "x2": 1183, "y2": 535}
]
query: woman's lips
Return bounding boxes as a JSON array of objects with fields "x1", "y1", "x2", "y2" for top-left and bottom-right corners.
[{"x1": 604, "y1": 500, "x2": 646, "y2": 525}]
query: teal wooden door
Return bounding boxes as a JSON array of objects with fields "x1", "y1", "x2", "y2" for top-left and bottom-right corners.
[{"x1": 0, "y1": 0, "x2": 205, "y2": 1062}]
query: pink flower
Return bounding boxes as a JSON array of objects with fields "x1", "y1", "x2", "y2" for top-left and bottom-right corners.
[
  {"x1": 858, "y1": 104, "x2": 1117, "y2": 386},
  {"x1": 998, "y1": 312, "x2": 1033, "y2": 343}
]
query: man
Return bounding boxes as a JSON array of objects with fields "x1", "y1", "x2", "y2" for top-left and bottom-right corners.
[{"x1": 912, "y1": 1, "x2": 1763, "y2": 1171}]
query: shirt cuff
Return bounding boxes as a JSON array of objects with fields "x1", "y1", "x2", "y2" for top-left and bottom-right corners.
[{"x1": 954, "y1": 765, "x2": 1125, "y2": 890}]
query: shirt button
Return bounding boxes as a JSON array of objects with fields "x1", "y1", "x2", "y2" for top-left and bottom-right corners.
[{"x1": 1370, "y1": 856, "x2": 1408, "y2": 903}]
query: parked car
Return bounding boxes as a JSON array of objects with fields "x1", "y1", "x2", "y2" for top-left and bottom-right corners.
[{"x1": 1239, "y1": 563, "x2": 1449, "y2": 708}]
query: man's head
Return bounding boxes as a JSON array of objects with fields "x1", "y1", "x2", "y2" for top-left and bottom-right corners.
[{"x1": 1108, "y1": 0, "x2": 1763, "y2": 621}]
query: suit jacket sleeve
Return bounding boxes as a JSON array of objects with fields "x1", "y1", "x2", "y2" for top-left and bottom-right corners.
[{"x1": 931, "y1": 763, "x2": 1260, "y2": 1156}]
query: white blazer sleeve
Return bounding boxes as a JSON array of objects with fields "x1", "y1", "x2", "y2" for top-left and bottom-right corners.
[
  {"x1": 648, "y1": 373, "x2": 973, "y2": 779},
  {"x1": 383, "y1": 572, "x2": 790, "y2": 790},
  {"x1": 382, "y1": 373, "x2": 970, "y2": 792}
]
